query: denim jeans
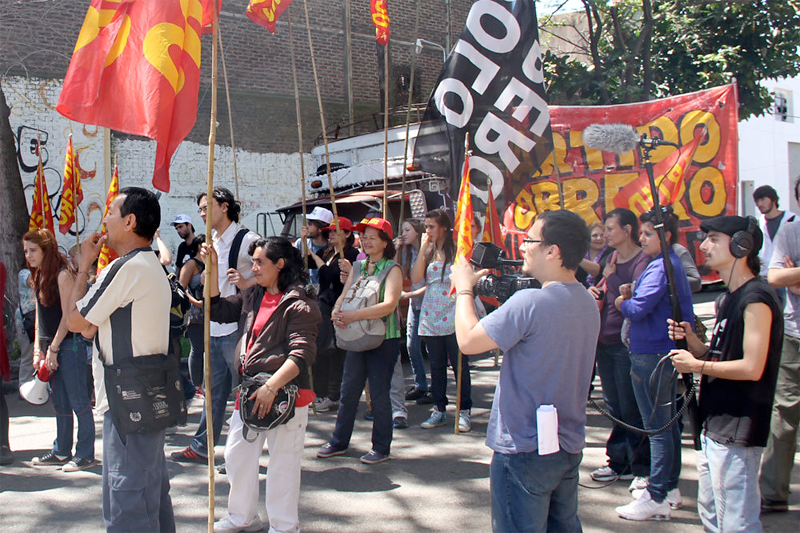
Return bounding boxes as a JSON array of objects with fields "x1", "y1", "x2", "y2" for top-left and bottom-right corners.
[
  {"x1": 330, "y1": 338, "x2": 399, "y2": 455},
  {"x1": 425, "y1": 333, "x2": 472, "y2": 412},
  {"x1": 698, "y1": 433, "x2": 764, "y2": 533},
  {"x1": 630, "y1": 352, "x2": 681, "y2": 502},
  {"x1": 185, "y1": 323, "x2": 204, "y2": 387},
  {"x1": 406, "y1": 307, "x2": 428, "y2": 391},
  {"x1": 491, "y1": 449, "x2": 583, "y2": 533},
  {"x1": 103, "y1": 412, "x2": 174, "y2": 532},
  {"x1": 191, "y1": 332, "x2": 238, "y2": 456},
  {"x1": 50, "y1": 335, "x2": 95, "y2": 460},
  {"x1": 595, "y1": 342, "x2": 650, "y2": 476}
]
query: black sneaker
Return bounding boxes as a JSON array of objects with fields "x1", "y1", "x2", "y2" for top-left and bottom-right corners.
[
  {"x1": 416, "y1": 392, "x2": 434, "y2": 405},
  {"x1": 62, "y1": 457, "x2": 97, "y2": 472},
  {"x1": 0, "y1": 446, "x2": 13, "y2": 466},
  {"x1": 170, "y1": 446, "x2": 207, "y2": 464},
  {"x1": 360, "y1": 450, "x2": 390, "y2": 465},
  {"x1": 761, "y1": 499, "x2": 789, "y2": 513},
  {"x1": 32, "y1": 452, "x2": 71, "y2": 466},
  {"x1": 405, "y1": 387, "x2": 428, "y2": 401}
]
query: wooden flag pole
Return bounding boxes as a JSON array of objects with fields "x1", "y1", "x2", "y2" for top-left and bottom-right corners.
[
  {"x1": 382, "y1": 41, "x2": 389, "y2": 219},
  {"x1": 203, "y1": 1, "x2": 220, "y2": 530},
  {"x1": 286, "y1": 7, "x2": 316, "y2": 416},
  {"x1": 302, "y1": 0, "x2": 343, "y2": 258},
  {"x1": 399, "y1": 0, "x2": 421, "y2": 225},
  {"x1": 454, "y1": 133, "x2": 470, "y2": 435},
  {"x1": 216, "y1": 24, "x2": 241, "y2": 202}
]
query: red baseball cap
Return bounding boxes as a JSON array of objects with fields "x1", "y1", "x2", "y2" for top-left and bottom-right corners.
[
  {"x1": 355, "y1": 217, "x2": 393, "y2": 239},
  {"x1": 324, "y1": 217, "x2": 354, "y2": 232}
]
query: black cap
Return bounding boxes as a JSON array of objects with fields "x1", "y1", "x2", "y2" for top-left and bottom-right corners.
[{"x1": 700, "y1": 216, "x2": 763, "y2": 255}]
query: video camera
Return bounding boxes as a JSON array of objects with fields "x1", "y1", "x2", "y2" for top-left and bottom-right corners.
[{"x1": 470, "y1": 243, "x2": 539, "y2": 302}]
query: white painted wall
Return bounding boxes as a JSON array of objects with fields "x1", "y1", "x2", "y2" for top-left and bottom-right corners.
[
  {"x1": 5, "y1": 76, "x2": 310, "y2": 264},
  {"x1": 738, "y1": 77, "x2": 800, "y2": 215}
]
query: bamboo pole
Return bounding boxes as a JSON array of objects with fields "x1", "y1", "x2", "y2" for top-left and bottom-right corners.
[
  {"x1": 302, "y1": 0, "x2": 343, "y2": 258},
  {"x1": 399, "y1": 0, "x2": 421, "y2": 225},
  {"x1": 382, "y1": 41, "x2": 389, "y2": 219},
  {"x1": 216, "y1": 24, "x2": 240, "y2": 202},
  {"x1": 454, "y1": 134, "x2": 469, "y2": 435},
  {"x1": 203, "y1": 1, "x2": 221, "y2": 530},
  {"x1": 286, "y1": 7, "x2": 316, "y2": 416}
]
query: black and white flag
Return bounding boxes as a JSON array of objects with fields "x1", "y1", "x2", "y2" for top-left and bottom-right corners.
[{"x1": 413, "y1": 0, "x2": 552, "y2": 210}]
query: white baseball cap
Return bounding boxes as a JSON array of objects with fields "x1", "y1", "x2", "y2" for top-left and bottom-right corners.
[
  {"x1": 171, "y1": 214, "x2": 193, "y2": 226},
  {"x1": 306, "y1": 207, "x2": 334, "y2": 225}
]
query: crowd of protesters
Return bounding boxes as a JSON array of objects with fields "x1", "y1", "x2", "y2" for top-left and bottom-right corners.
[{"x1": 1, "y1": 183, "x2": 795, "y2": 533}]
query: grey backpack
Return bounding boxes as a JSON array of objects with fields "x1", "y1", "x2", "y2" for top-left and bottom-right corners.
[{"x1": 335, "y1": 260, "x2": 398, "y2": 352}]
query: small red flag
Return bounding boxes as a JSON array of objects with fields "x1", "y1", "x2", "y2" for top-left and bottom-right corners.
[
  {"x1": 449, "y1": 150, "x2": 474, "y2": 295},
  {"x1": 246, "y1": 0, "x2": 294, "y2": 33},
  {"x1": 97, "y1": 166, "x2": 120, "y2": 274},
  {"x1": 28, "y1": 146, "x2": 55, "y2": 234},
  {"x1": 58, "y1": 135, "x2": 84, "y2": 235},
  {"x1": 482, "y1": 190, "x2": 505, "y2": 252},
  {"x1": 371, "y1": 0, "x2": 390, "y2": 46}
]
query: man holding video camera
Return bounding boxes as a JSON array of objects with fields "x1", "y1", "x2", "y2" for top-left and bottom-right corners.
[{"x1": 450, "y1": 210, "x2": 600, "y2": 532}]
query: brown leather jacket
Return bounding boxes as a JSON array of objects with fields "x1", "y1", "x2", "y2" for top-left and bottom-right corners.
[{"x1": 209, "y1": 283, "x2": 321, "y2": 389}]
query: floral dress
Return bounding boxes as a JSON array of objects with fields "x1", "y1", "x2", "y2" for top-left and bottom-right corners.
[{"x1": 418, "y1": 260, "x2": 455, "y2": 337}]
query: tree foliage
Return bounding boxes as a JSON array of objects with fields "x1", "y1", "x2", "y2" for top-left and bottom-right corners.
[{"x1": 542, "y1": 0, "x2": 800, "y2": 119}]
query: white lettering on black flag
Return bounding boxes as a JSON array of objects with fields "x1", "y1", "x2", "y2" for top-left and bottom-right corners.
[{"x1": 413, "y1": 0, "x2": 551, "y2": 210}]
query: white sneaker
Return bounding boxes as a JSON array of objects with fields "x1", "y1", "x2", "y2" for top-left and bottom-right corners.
[
  {"x1": 315, "y1": 397, "x2": 338, "y2": 412},
  {"x1": 213, "y1": 516, "x2": 264, "y2": 533},
  {"x1": 628, "y1": 476, "x2": 649, "y2": 492},
  {"x1": 616, "y1": 490, "x2": 670, "y2": 521},
  {"x1": 458, "y1": 410, "x2": 472, "y2": 433},
  {"x1": 421, "y1": 407, "x2": 446, "y2": 429},
  {"x1": 590, "y1": 465, "x2": 633, "y2": 482},
  {"x1": 631, "y1": 487, "x2": 682, "y2": 510}
]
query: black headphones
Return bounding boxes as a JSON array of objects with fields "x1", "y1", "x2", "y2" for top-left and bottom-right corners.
[{"x1": 729, "y1": 216, "x2": 758, "y2": 259}]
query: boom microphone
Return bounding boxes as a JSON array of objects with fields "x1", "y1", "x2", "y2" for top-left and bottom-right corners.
[{"x1": 583, "y1": 123, "x2": 641, "y2": 155}]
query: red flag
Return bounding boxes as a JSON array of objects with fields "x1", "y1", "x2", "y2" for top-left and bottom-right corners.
[
  {"x1": 246, "y1": 0, "x2": 294, "y2": 33},
  {"x1": 482, "y1": 190, "x2": 505, "y2": 252},
  {"x1": 28, "y1": 147, "x2": 55, "y2": 234},
  {"x1": 371, "y1": 0, "x2": 390, "y2": 46},
  {"x1": 449, "y1": 151, "x2": 474, "y2": 295},
  {"x1": 58, "y1": 135, "x2": 83, "y2": 235},
  {"x1": 97, "y1": 166, "x2": 120, "y2": 273},
  {"x1": 56, "y1": 0, "x2": 218, "y2": 192},
  {"x1": 613, "y1": 133, "x2": 705, "y2": 217}
]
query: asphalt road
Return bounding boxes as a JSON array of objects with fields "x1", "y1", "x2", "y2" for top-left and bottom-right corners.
[{"x1": 1, "y1": 291, "x2": 798, "y2": 532}]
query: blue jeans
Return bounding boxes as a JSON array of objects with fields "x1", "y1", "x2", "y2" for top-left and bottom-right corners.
[
  {"x1": 103, "y1": 412, "x2": 174, "y2": 532},
  {"x1": 491, "y1": 449, "x2": 583, "y2": 533},
  {"x1": 185, "y1": 323, "x2": 204, "y2": 387},
  {"x1": 698, "y1": 433, "x2": 763, "y2": 533},
  {"x1": 50, "y1": 335, "x2": 94, "y2": 460},
  {"x1": 407, "y1": 307, "x2": 427, "y2": 391},
  {"x1": 425, "y1": 333, "x2": 472, "y2": 412},
  {"x1": 330, "y1": 338, "x2": 399, "y2": 455},
  {"x1": 190, "y1": 332, "x2": 238, "y2": 456},
  {"x1": 595, "y1": 342, "x2": 650, "y2": 476},
  {"x1": 630, "y1": 353, "x2": 681, "y2": 502}
]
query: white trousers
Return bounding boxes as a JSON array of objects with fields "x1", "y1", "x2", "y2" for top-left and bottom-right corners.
[{"x1": 224, "y1": 405, "x2": 309, "y2": 533}]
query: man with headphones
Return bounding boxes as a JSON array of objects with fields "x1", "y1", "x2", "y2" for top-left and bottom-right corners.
[{"x1": 667, "y1": 215, "x2": 783, "y2": 532}]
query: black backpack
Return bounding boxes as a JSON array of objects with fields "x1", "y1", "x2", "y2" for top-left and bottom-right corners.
[{"x1": 163, "y1": 266, "x2": 190, "y2": 329}]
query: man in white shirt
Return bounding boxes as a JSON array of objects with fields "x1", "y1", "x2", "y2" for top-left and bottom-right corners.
[
  {"x1": 172, "y1": 187, "x2": 260, "y2": 463},
  {"x1": 66, "y1": 187, "x2": 175, "y2": 531}
]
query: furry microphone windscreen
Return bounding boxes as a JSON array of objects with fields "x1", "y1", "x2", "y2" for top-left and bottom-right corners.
[{"x1": 583, "y1": 123, "x2": 641, "y2": 155}]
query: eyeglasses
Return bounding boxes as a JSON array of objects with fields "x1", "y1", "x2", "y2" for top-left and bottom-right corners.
[
  {"x1": 523, "y1": 239, "x2": 542, "y2": 245},
  {"x1": 198, "y1": 206, "x2": 207, "y2": 214}
]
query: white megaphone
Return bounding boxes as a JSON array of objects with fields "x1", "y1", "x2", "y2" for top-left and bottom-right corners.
[{"x1": 19, "y1": 365, "x2": 52, "y2": 405}]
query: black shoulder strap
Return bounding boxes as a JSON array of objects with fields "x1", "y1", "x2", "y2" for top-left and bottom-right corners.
[{"x1": 228, "y1": 228, "x2": 250, "y2": 271}]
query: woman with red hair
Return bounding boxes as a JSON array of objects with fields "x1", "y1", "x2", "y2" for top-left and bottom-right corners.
[{"x1": 23, "y1": 229, "x2": 95, "y2": 472}]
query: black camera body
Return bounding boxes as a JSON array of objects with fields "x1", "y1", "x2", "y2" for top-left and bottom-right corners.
[{"x1": 470, "y1": 243, "x2": 540, "y2": 302}]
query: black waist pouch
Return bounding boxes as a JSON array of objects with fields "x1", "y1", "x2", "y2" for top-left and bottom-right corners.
[{"x1": 104, "y1": 353, "x2": 187, "y2": 434}]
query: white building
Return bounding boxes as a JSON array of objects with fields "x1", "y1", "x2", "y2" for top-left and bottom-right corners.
[{"x1": 738, "y1": 77, "x2": 800, "y2": 216}]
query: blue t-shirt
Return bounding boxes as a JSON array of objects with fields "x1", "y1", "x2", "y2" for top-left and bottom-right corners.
[{"x1": 481, "y1": 282, "x2": 600, "y2": 454}]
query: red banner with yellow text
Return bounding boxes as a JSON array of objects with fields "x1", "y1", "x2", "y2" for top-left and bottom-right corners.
[
  {"x1": 502, "y1": 84, "x2": 738, "y2": 280},
  {"x1": 370, "y1": 0, "x2": 390, "y2": 46},
  {"x1": 246, "y1": 0, "x2": 293, "y2": 33}
]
